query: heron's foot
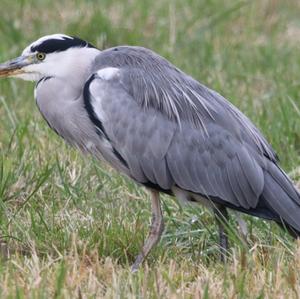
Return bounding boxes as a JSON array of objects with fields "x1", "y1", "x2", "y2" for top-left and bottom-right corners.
[{"x1": 131, "y1": 191, "x2": 164, "y2": 272}]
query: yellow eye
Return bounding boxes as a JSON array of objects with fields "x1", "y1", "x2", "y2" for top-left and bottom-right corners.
[{"x1": 36, "y1": 52, "x2": 46, "y2": 61}]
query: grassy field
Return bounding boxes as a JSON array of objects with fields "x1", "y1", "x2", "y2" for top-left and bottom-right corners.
[{"x1": 0, "y1": 0, "x2": 300, "y2": 298}]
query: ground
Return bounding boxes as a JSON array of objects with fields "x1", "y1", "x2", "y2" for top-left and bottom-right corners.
[{"x1": 0, "y1": 0, "x2": 300, "y2": 298}]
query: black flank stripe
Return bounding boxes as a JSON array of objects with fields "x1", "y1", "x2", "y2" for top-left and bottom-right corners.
[
  {"x1": 83, "y1": 74, "x2": 108, "y2": 139},
  {"x1": 83, "y1": 74, "x2": 128, "y2": 168},
  {"x1": 142, "y1": 181, "x2": 173, "y2": 195},
  {"x1": 113, "y1": 148, "x2": 128, "y2": 168}
]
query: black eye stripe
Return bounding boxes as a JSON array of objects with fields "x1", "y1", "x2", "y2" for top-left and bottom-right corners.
[{"x1": 30, "y1": 36, "x2": 96, "y2": 54}]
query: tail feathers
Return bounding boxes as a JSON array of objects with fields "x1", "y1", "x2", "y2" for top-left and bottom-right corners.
[
  {"x1": 262, "y1": 164, "x2": 300, "y2": 234},
  {"x1": 267, "y1": 163, "x2": 300, "y2": 204}
]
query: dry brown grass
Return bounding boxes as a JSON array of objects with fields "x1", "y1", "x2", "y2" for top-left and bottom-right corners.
[
  {"x1": 1, "y1": 239, "x2": 300, "y2": 298},
  {"x1": 1, "y1": 0, "x2": 300, "y2": 298}
]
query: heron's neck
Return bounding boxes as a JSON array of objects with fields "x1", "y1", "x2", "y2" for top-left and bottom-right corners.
[
  {"x1": 35, "y1": 76, "x2": 93, "y2": 147},
  {"x1": 34, "y1": 47, "x2": 101, "y2": 145},
  {"x1": 53, "y1": 47, "x2": 101, "y2": 91}
]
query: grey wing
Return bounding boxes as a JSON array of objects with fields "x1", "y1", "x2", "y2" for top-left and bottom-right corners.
[
  {"x1": 86, "y1": 67, "x2": 265, "y2": 209},
  {"x1": 93, "y1": 46, "x2": 278, "y2": 163}
]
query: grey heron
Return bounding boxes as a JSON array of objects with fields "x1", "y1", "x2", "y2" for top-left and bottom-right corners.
[{"x1": 0, "y1": 34, "x2": 299, "y2": 271}]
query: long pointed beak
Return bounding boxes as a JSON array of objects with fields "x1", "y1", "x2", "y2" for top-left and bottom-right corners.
[{"x1": 0, "y1": 55, "x2": 35, "y2": 78}]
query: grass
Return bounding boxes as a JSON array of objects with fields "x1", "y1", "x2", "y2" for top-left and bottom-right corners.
[{"x1": 0, "y1": 0, "x2": 300, "y2": 297}]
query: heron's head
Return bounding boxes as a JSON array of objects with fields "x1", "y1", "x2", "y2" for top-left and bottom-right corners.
[{"x1": 0, "y1": 34, "x2": 100, "y2": 82}]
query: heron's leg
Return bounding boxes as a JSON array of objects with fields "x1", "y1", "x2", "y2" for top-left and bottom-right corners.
[
  {"x1": 235, "y1": 212, "x2": 248, "y2": 242},
  {"x1": 131, "y1": 190, "x2": 164, "y2": 272},
  {"x1": 213, "y1": 205, "x2": 229, "y2": 262}
]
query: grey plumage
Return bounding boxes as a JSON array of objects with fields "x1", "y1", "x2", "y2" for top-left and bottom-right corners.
[
  {"x1": 87, "y1": 46, "x2": 297, "y2": 221},
  {"x1": 1, "y1": 35, "x2": 300, "y2": 268}
]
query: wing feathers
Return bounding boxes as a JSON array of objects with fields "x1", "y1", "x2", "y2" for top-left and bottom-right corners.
[
  {"x1": 226, "y1": 159, "x2": 250, "y2": 207},
  {"x1": 90, "y1": 74, "x2": 266, "y2": 208},
  {"x1": 263, "y1": 172, "x2": 300, "y2": 231},
  {"x1": 267, "y1": 163, "x2": 300, "y2": 204},
  {"x1": 236, "y1": 148, "x2": 264, "y2": 200},
  {"x1": 87, "y1": 49, "x2": 299, "y2": 232}
]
